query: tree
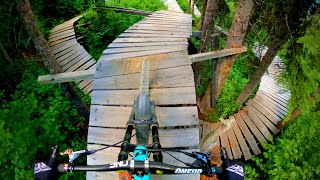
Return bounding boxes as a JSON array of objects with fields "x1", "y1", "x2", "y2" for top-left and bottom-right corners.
[
  {"x1": 215, "y1": 0, "x2": 254, "y2": 98},
  {"x1": 236, "y1": 0, "x2": 316, "y2": 105},
  {"x1": 15, "y1": 0, "x2": 90, "y2": 119},
  {"x1": 0, "y1": 41, "x2": 12, "y2": 63}
]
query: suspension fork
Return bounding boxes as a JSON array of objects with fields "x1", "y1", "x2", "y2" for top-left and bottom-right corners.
[
  {"x1": 118, "y1": 125, "x2": 135, "y2": 161},
  {"x1": 151, "y1": 125, "x2": 163, "y2": 162}
]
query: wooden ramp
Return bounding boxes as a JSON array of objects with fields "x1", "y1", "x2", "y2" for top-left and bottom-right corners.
[
  {"x1": 200, "y1": 58, "x2": 290, "y2": 160},
  {"x1": 87, "y1": 10, "x2": 200, "y2": 179},
  {"x1": 48, "y1": 16, "x2": 96, "y2": 95}
]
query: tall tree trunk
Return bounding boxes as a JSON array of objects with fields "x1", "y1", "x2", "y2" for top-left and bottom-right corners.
[
  {"x1": 215, "y1": 0, "x2": 254, "y2": 97},
  {"x1": 15, "y1": 0, "x2": 60, "y2": 74},
  {"x1": 0, "y1": 41, "x2": 12, "y2": 63},
  {"x1": 188, "y1": 0, "x2": 192, "y2": 14},
  {"x1": 236, "y1": 0, "x2": 313, "y2": 104},
  {"x1": 198, "y1": 0, "x2": 207, "y2": 31},
  {"x1": 15, "y1": 0, "x2": 90, "y2": 119},
  {"x1": 200, "y1": 0, "x2": 218, "y2": 52},
  {"x1": 192, "y1": 0, "x2": 195, "y2": 14}
]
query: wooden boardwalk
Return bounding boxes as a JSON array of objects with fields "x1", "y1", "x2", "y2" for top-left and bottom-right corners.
[
  {"x1": 48, "y1": 16, "x2": 96, "y2": 95},
  {"x1": 200, "y1": 58, "x2": 290, "y2": 160},
  {"x1": 87, "y1": 10, "x2": 200, "y2": 179}
]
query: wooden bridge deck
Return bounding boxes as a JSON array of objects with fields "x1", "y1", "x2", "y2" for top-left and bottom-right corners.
[
  {"x1": 49, "y1": 16, "x2": 96, "y2": 95},
  {"x1": 200, "y1": 58, "x2": 290, "y2": 160},
  {"x1": 86, "y1": 10, "x2": 199, "y2": 179}
]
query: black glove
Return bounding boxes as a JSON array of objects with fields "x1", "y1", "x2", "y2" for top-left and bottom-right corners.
[
  {"x1": 219, "y1": 148, "x2": 244, "y2": 180},
  {"x1": 34, "y1": 145, "x2": 59, "y2": 180}
]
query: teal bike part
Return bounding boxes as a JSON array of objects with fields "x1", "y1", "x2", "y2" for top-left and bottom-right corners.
[{"x1": 133, "y1": 146, "x2": 150, "y2": 180}]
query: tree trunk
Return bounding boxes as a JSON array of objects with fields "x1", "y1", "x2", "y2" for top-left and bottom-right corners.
[
  {"x1": 15, "y1": 0, "x2": 90, "y2": 120},
  {"x1": 192, "y1": 0, "x2": 195, "y2": 15},
  {"x1": 200, "y1": 0, "x2": 218, "y2": 52},
  {"x1": 216, "y1": 0, "x2": 254, "y2": 97},
  {"x1": 188, "y1": 0, "x2": 192, "y2": 14},
  {"x1": 235, "y1": 38, "x2": 284, "y2": 104},
  {"x1": 198, "y1": 0, "x2": 207, "y2": 31},
  {"x1": 0, "y1": 41, "x2": 12, "y2": 63}
]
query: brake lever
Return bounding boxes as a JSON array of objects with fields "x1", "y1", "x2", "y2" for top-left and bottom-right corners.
[{"x1": 60, "y1": 149, "x2": 90, "y2": 163}]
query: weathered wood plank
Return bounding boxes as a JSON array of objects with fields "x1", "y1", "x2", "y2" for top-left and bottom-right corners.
[
  {"x1": 113, "y1": 37, "x2": 187, "y2": 43},
  {"x1": 38, "y1": 69, "x2": 95, "y2": 84},
  {"x1": 87, "y1": 127, "x2": 199, "y2": 148},
  {"x1": 249, "y1": 99, "x2": 281, "y2": 124},
  {"x1": 189, "y1": 47, "x2": 248, "y2": 62},
  {"x1": 53, "y1": 43, "x2": 78, "y2": 58},
  {"x1": 100, "y1": 48, "x2": 187, "y2": 61},
  {"x1": 254, "y1": 95, "x2": 286, "y2": 118},
  {"x1": 103, "y1": 45, "x2": 187, "y2": 54},
  {"x1": 226, "y1": 125, "x2": 242, "y2": 159},
  {"x1": 118, "y1": 33, "x2": 190, "y2": 38},
  {"x1": 49, "y1": 32, "x2": 75, "y2": 43},
  {"x1": 49, "y1": 28, "x2": 74, "y2": 39},
  {"x1": 56, "y1": 47, "x2": 80, "y2": 63},
  {"x1": 62, "y1": 51, "x2": 89, "y2": 71},
  {"x1": 234, "y1": 113, "x2": 261, "y2": 155},
  {"x1": 66, "y1": 55, "x2": 93, "y2": 72},
  {"x1": 242, "y1": 106, "x2": 273, "y2": 139},
  {"x1": 238, "y1": 111, "x2": 267, "y2": 145},
  {"x1": 89, "y1": 106, "x2": 199, "y2": 127},
  {"x1": 91, "y1": 87, "x2": 196, "y2": 106},
  {"x1": 93, "y1": 65, "x2": 194, "y2": 90},
  {"x1": 220, "y1": 132, "x2": 233, "y2": 159},
  {"x1": 49, "y1": 36, "x2": 75, "y2": 46},
  {"x1": 257, "y1": 92, "x2": 288, "y2": 112},
  {"x1": 132, "y1": 23, "x2": 190, "y2": 30},
  {"x1": 107, "y1": 41, "x2": 188, "y2": 48},
  {"x1": 259, "y1": 89, "x2": 289, "y2": 104},
  {"x1": 127, "y1": 26, "x2": 191, "y2": 33},
  {"x1": 96, "y1": 51, "x2": 190, "y2": 78},
  {"x1": 50, "y1": 40, "x2": 77, "y2": 52},
  {"x1": 82, "y1": 81, "x2": 93, "y2": 93},
  {"x1": 245, "y1": 104, "x2": 279, "y2": 134},
  {"x1": 124, "y1": 29, "x2": 190, "y2": 35},
  {"x1": 230, "y1": 116, "x2": 252, "y2": 160}
]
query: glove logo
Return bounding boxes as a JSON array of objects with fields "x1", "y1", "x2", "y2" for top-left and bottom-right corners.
[
  {"x1": 226, "y1": 164, "x2": 244, "y2": 177},
  {"x1": 34, "y1": 162, "x2": 51, "y2": 174}
]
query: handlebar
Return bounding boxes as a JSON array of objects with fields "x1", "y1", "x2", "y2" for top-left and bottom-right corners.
[{"x1": 58, "y1": 160, "x2": 223, "y2": 175}]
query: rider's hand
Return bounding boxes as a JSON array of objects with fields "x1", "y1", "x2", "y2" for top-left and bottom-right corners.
[
  {"x1": 219, "y1": 148, "x2": 244, "y2": 180},
  {"x1": 34, "y1": 145, "x2": 59, "y2": 180}
]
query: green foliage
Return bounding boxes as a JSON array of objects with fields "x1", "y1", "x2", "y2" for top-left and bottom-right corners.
[
  {"x1": 245, "y1": 110, "x2": 320, "y2": 179},
  {"x1": 0, "y1": 62, "x2": 87, "y2": 179},
  {"x1": 76, "y1": 0, "x2": 166, "y2": 60},
  {"x1": 279, "y1": 13, "x2": 320, "y2": 115},
  {"x1": 177, "y1": 0, "x2": 189, "y2": 12}
]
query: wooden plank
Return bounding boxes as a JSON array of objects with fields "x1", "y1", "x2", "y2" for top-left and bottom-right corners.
[
  {"x1": 54, "y1": 43, "x2": 78, "y2": 58},
  {"x1": 113, "y1": 37, "x2": 187, "y2": 43},
  {"x1": 124, "y1": 29, "x2": 189, "y2": 35},
  {"x1": 248, "y1": 99, "x2": 281, "y2": 124},
  {"x1": 63, "y1": 52, "x2": 90, "y2": 71},
  {"x1": 144, "y1": 17, "x2": 191, "y2": 23},
  {"x1": 127, "y1": 26, "x2": 191, "y2": 33},
  {"x1": 132, "y1": 23, "x2": 190, "y2": 30},
  {"x1": 50, "y1": 26, "x2": 74, "y2": 36},
  {"x1": 138, "y1": 19, "x2": 190, "y2": 25},
  {"x1": 93, "y1": 65, "x2": 194, "y2": 90},
  {"x1": 49, "y1": 28, "x2": 74, "y2": 39},
  {"x1": 257, "y1": 91, "x2": 288, "y2": 112},
  {"x1": 107, "y1": 41, "x2": 188, "y2": 48},
  {"x1": 201, "y1": 121, "x2": 211, "y2": 140},
  {"x1": 118, "y1": 33, "x2": 190, "y2": 38},
  {"x1": 66, "y1": 55, "x2": 93, "y2": 72},
  {"x1": 220, "y1": 132, "x2": 233, "y2": 159},
  {"x1": 38, "y1": 69, "x2": 95, "y2": 84},
  {"x1": 103, "y1": 45, "x2": 187, "y2": 54},
  {"x1": 96, "y1": 52, "x2": 190, "y2": 78},
  {"x1": 78, "y1": 80, "x2": 91, "y2": 90},
  {"x1": 242, "y1": 106, "x2": 273, "y2": 139},
  {"x1": 189, "y1": 47, "x2": 248, "y2": 62},
  {"x1": 245, "y1": 104, "x2": 279, "y2": 135},
  {"x1": 49, "y1": 32, "x2": 75, "y2": 42},
  {"x1": 82, "y1": 81, "x2": 93, "y2": 93},
  {"x1": 89, "y1": 106, "x2": 198, "y2": 128},
  {"x1": 87, "y1": 127, "x2": 199, "y2": 148},
  {"x1": 50, "y1": 40, "x2": 77, "y2": 51},
  {"x1": 91, "y1": 87, "x2": 196, "y2": 106},
  {"x1": 234, "y1": 113, "x2": 261, "y2": 155},
  {"x1": 56, "y1": 47, "x2": 79, "y2": 63},
  {"x1": 259, "y1": 85, "x2": 291, "y2": 101},
  {"x1": 259, "y1": 89, "x2": 289, "y2": 104},
  {"x1": 226, "y1": 125, "x2": 242, "y2": 159},
  {"x1": 75, "y1": 60, "x2": 96, "y2": 71},
  {"x1": 100, "y1": 48, "x2": 187, "y2": 61},
  {"x1": 254, "y1": 95, "x2": 286, "y2": 118},
  {"x1": 238, "y1": 111, "x2": 267, "y2": 144},
  {"x1": 230, "y1": 116, "x2": 251, "y2": 160},
  {"x1": 49, "y1": 36, "x2": 75, "y2": 46},
  {"x1": 60, "y1": 48, "x2": 86, "y2": 67}
]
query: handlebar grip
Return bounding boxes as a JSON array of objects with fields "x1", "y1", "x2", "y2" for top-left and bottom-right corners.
[{"x1": 57, "y1": 164, "x2": 67, "y2": 172}]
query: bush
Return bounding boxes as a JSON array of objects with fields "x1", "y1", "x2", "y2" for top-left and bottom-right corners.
[
  {"x1": 246, "y1": 111, "x2": 320, "y2": 179},
  {"x1": 0, "y1": 62, "x2": 87, "y2": 179}
]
